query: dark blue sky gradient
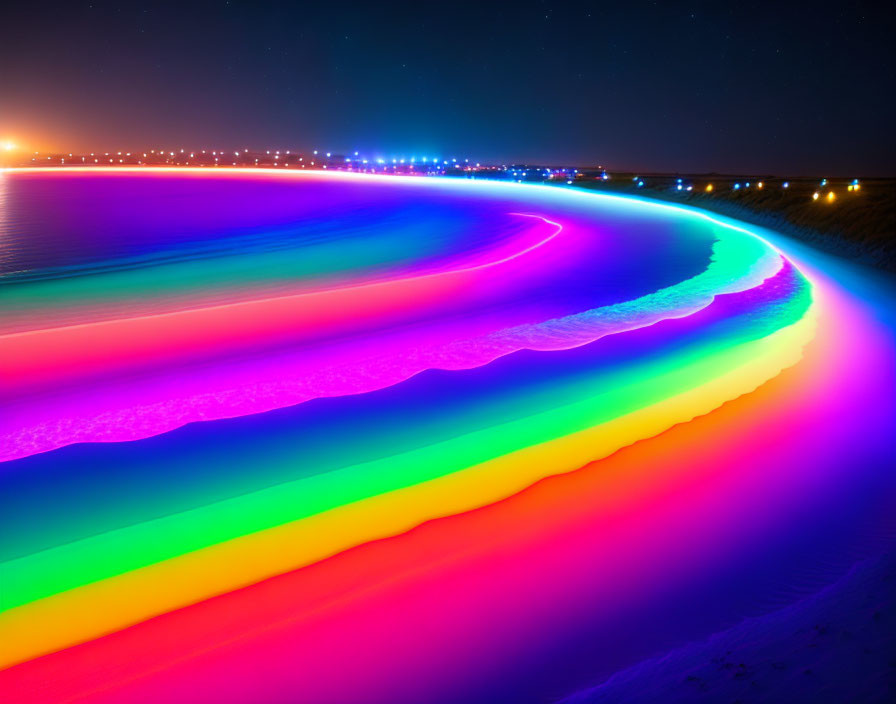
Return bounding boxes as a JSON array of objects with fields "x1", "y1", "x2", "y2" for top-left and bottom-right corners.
[{"x1": 1, "y1": 1, "x2": 893, "y2": 174}]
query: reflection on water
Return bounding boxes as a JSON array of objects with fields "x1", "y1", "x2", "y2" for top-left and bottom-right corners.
[{"x1": 0, "y1": 170, "x2": 893, "y2": 704}]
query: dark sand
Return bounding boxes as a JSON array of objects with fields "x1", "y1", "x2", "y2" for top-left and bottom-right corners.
[{"x1": 561, "y1": 551, "x2": 896, "y2": 703}]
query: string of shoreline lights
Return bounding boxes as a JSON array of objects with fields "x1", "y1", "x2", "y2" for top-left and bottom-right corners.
[
  {"x1": 633, "y1": 174, "x2": 861, "y2": 204},
  {"x1": 2, "y1": 142, "x2": 865, "y2": 204}
]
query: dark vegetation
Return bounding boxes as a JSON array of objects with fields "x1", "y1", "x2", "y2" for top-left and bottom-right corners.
[{"x1": 575, "y1": 174, "x2": 896, "y2": 272}]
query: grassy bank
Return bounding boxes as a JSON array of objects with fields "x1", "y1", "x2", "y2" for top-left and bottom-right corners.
[{"x1": 573, "y1": 175, "x2": 896, "y2": 272}]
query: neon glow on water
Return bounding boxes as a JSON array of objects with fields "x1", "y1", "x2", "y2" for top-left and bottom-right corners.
[{"x1": 0, "y1": 169, "x2": 893, "y2": 703}]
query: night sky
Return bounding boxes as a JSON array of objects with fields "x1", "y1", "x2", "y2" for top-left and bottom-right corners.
[{"x1": 2, "y1": 1, "x2": 894, "y2": 174}]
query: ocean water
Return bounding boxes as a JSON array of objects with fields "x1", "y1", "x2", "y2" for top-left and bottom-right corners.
[{"x1": 0, "y1": 169, "x2": 893, "y2": 702}]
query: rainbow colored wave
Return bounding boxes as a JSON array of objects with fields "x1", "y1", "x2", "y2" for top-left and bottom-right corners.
[{"x1": 0, "y1": 170, "x2": 893, "y2": 703}]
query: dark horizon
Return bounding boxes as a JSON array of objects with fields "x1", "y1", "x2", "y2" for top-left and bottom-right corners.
[{"x1": 2, "y1": 1, "x2": 894, "y2": 175}]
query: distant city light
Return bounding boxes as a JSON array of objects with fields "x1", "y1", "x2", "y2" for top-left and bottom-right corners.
[{"x1": 9, "y1": 147, "x2": 861, "y2": 213}]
